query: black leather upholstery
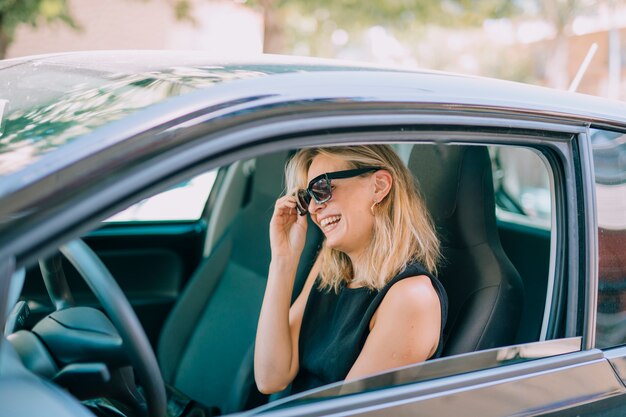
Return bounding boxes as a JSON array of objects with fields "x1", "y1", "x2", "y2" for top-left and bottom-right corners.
[
  {"x1": 157, "y1": 151, "x2": 322, "y2": 413},
  {"x1": 408, "y1": 144, "x2": 524, "y2": 355}
]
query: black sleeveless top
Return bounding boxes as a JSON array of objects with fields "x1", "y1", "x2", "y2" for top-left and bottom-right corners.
[{"x1": 291, "y1": 261, "x2": 448, "y2": 394}]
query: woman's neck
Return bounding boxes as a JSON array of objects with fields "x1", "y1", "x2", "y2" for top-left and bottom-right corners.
[{"x1": 348, "y1": 253, "x2": 367, "y2": 287}]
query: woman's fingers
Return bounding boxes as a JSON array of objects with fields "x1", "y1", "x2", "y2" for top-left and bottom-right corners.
[
  {"x1": 270, "y1": 195, "x2": 306, "y2": 256},
  {"x1": 273, "y1": 195, "x2": 299, "y2": 219}
]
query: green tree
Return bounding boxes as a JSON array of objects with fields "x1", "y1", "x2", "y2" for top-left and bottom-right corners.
[{"x1": 0, "y1": 0, "x2": 78, "y2": 59}]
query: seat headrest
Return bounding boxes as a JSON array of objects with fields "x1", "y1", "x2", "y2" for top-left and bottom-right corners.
[{"x1": 408, "y1": 144, "x2": 498, "y2": 249}]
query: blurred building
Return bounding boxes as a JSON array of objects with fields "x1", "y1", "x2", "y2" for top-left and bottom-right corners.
[
  {"x1": 7, "y1": 0, "x2": 263, "y2": 59},
  {"x1": 563, "y1": 28, "x2": 625, "y2": 98}
]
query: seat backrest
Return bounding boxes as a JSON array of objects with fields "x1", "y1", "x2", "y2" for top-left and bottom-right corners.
[
  {"x1": 202, "y1": 159, "x2": 250, "y2": 257},
  {"x1": 408, "y1": 144, "x2": 523, "y2": 355},
  {"x1": 157, "y1": 151, "x2": 322, "y2": 412}
]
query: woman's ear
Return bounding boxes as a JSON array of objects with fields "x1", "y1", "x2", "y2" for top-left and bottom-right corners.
[{"x1": 372, "y1": 170, "x2": 393, "y2": 202}]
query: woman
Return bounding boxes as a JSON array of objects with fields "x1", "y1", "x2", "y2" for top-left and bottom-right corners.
[{"x1": 254, "y1": 145, "x2": 447, "y2": 395}]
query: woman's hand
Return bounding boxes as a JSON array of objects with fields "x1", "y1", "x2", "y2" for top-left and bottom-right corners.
[
  {"x1": 256, "y1": 195, "x2": 313, "y2": 393},
  {"x1": 270, "y1": 194, "x2": 308, "y2": 258}
]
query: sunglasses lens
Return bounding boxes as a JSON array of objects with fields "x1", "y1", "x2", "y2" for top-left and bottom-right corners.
[
  {"x1": 310, "y1": 178, "x2": 332, "y2": 203},
  {"x1": 296, "y1": 189, "x2": 311, "y2": 215}
]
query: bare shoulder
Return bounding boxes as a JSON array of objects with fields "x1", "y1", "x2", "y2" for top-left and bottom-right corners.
[
  {"x1": 379, "y1": 275, "x2": 441, "y2": 317},
  {"x1": 368, "y1": 274, "x2": 442, "y2": 343}
]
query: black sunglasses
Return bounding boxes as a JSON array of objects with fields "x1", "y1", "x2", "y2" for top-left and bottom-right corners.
[{"x1": 294, "y1": 167, "x2": 380, "y2": 215}]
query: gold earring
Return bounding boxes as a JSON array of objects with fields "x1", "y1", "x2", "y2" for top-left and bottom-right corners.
[{"x1": 370, "y1": 200, "x2": 378, "y2": 215}]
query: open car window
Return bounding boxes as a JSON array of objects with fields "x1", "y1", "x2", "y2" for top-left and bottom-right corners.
[{"x1": 263, "y1": 141, "x2": 560, "y2": 405}]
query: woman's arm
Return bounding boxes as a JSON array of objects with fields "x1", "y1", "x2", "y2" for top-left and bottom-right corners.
[
  {"x1": 254, "y1": 194, "x2": 318, "y2": 394},
  {"x1": 255, "y1": 257, "x2": 320, "y2": 394},
  {"x1": 345, "y1": 275, "x2": 442, "y2": 381}
]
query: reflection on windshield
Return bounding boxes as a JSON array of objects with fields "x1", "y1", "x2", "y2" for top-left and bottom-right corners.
[{"x1": 0, "y1": 66, "x2": 266, "y2": 176}]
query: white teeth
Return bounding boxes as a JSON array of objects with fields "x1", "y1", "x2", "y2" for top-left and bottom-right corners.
[{"x1": 321, "y1": 215, "x2": 341, "y2": 228}]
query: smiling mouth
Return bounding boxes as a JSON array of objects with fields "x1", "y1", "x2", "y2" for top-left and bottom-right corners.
[{"x1": 320, "y1": 215, "x2": 341, "y2": 232}]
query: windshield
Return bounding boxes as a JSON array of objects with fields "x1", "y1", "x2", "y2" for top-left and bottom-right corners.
[{"x1": 0, "y1": 56, "x2": 270, "y2": 176}]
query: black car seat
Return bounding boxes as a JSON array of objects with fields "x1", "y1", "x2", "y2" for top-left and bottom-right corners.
[
  {"x1": 408, "y1": 144, "x2": 524, "y2": 355},
  {"x1": 157, "y1": 151, "x2": 322, "y2": 413}
]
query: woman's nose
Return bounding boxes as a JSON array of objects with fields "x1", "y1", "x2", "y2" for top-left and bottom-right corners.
[{"x1": 308, "y1": 198, "x2": 325, "y2": 214}]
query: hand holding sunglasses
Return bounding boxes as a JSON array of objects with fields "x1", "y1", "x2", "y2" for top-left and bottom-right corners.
[{"x1": 294, "y1": 167, "x2": 380, "y2": 215}]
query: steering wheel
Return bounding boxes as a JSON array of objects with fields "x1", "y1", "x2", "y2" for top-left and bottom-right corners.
[{"x1": 39, "y1": 240, "x2": 167, "y2": 417}]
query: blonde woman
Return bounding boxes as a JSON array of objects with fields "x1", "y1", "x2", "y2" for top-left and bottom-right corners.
[{"x1": 254, "y1": 145, "x2": 447, "y2": 395}]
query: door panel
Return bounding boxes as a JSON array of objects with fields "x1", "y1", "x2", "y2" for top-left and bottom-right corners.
[
  {"x1": 353, "y1": 359, "x2": 621, "y2": 417},
  {"x1": 541, "y1": 393, "x2": 626, "y2": 417},
  {"x1": 545, "y1": 347, "x2": 626, "y2": 416},
  {"x1": 602, "y1": 346, "x2": 626, "y2": 384}
]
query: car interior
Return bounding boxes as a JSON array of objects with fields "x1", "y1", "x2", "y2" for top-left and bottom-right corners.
[{"x1": 8, "y1": 140, "x2": 555, "y2": 415}]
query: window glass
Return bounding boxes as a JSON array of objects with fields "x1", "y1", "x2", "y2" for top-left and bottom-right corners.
[
  {"x1": 491, "y1": 146, "x2": 552, "y2": 229},
  {"x1": 105, "y1": 170, "x2": 217, "y2": 222},
  {"x1": 593, "y1": 129, "x2": 626, "y2": 348}
]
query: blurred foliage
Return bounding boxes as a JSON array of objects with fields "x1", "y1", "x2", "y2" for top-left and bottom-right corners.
[
  {"x1": 244, "y1": 0, "x2": 519, "y2": 27},
  {"x1": 168, "y1": 0, "x2": 523, "y2": 53},
  {"x1": 172, "y1": 0, "x2": 193, "y2": 20},
  {"x1": 164, "y1": 0, "x2": 602, "y2": 54},
  {"x1": 0, "y1": 0, "x2": 78, "y2": 58},
  {"x1": 534, "y1": 0, "x2": 588, "y2": 33}
]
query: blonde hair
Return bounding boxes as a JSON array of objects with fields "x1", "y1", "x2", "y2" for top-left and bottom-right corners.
[{"x1": 285, "y1": 145, "x2": 440, "y2": 292}]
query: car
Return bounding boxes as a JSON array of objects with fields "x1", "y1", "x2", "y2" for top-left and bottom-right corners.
[{"x1": 0, "y1": 50, "x2": 625, "y2": 417}]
